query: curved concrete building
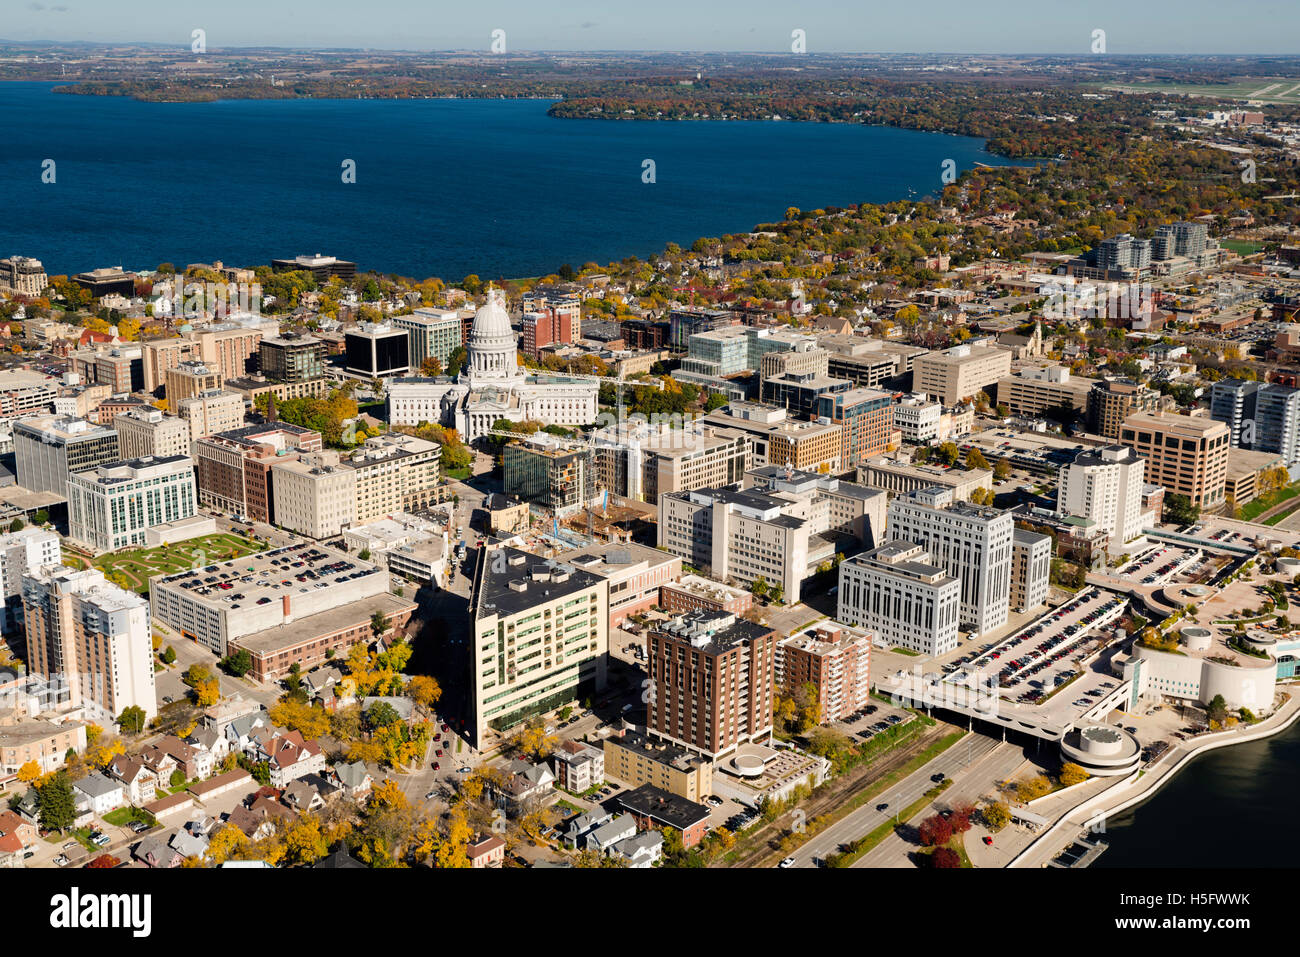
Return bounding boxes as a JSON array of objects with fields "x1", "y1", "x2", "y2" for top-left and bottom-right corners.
[{"x1": 1059, "y1": 724, "x2": 1142, "y2": 777}]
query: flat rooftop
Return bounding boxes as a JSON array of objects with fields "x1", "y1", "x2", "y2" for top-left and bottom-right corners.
[
  {"x1": 153, "y1": 541, "x2": 383, "y2": 611},
  {"x1": 230, "y1": 592, "x2": 415, "y2": 657}
]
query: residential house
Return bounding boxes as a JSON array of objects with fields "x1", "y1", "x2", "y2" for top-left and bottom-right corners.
[
  {"x1": 495, "y1": 759, "x2": 557, "y2": 812},
  {"x1": 247, "y1": 728, "x2": 326, "y2": 788},
  {"x1": 72, "y1": 772, "x2": 127, "y2": 819},
  {"x1": 609, "y1": 830, "x2": 664, "y2": 868},
  {"x1": 184, "y1": 726, "x2": 231, "y2": 765},
  {"x1": 330, "y1": 761, "x2": 374, "y2": 800},
  {"x1": 0, "y1": 810, "x2": 37, "y2": 868},
  {"x1": 106, "y1": 756, "x2": 158, "y2": 804},
  {"x1": 562, "y1": 809, "x2": 612, "y2": 849},
  {"x1": 552, "y1": 740, "x2": 605, "y2": 794},
  {"x1": 144, "y1": 735, "x2": 214, "y2": 781},
  {"x1": 282, "y1": 779, "x2": 327, "y2": 815},
  {"x1": 467, "y1": 833, "x2": 506, "y2": 868},
  {"x1": 134, "y1": 829, "x2": 183, "y2": 868},
  {"x1": 584, "y1": 814, "x2": 637, "y2": 853}
]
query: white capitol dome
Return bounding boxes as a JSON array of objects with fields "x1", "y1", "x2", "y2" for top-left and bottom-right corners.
[
  {"x1": 466, "y1": 287, "x2": 519, "y2": 381},
  {"x1": 470, "y1": 287, "x2": 513, "y2": 342}
]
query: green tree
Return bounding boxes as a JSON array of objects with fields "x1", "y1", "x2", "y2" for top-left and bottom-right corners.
[
  {"x1": 221, "y1": 648, "x2": 253, "y2": 677},
  {"x1": 8, "y1": 518, "x2": 23, "y2": 533},
  {"x1": 966, "y1": 447, "x2": 990, "y2": 471},
  {"x1": 1163, "y1": 493, "x2": 1200, "y2": 527},
  {"x1": 38, "y1": 773, "x2": 76, "y2": 832},
  {"x1": 117, "y1": 705, "x2": 147, "y2": 734},
  {"x1": 366, "y1": 701, "x2": 402, "y2": 730},
  {"x1": 161, "y1": 646, "x2": 177, "y2": 665},
  {"x1": 994, "y1": 458, "x2": 1012, "y2": 481}
]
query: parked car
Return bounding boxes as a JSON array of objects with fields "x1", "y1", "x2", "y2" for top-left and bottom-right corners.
[{"x1": 778, "y1": 857, "x2": 796, "y2": 868}]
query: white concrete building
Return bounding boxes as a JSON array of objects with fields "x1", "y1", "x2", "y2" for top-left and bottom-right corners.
[
  {"x1": 837, "y1": 541, "x2": 961, "y2": 656},
  {"x1": 886, "y1": 487, "x2": 1013, "y2": 638},
  {"x1": 893, "y1": 393, "x2": 942, "y2": 444},
  {"x1": 1011, "y1": 528, "x2": 1052, "y2": 613},
  {"x1": 66, "y1": 455, "x2": 198, "y2": 553},
  {"x1": 21, "y1": 566, "x2": 156, "y2": 721},
  {"x1": 1057, "y1": 445, "x2": 1147, "y2": 554},
  {"x1": 176, "y1": 389, "x2": 246, "y2": 443},
  {"x1": 0, "y1": 526, "x2": 61, "y2": 633}
]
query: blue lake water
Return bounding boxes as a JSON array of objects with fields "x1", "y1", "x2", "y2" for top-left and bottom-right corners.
[{"x1": 0, "y1": 82, "x2": 1020, "y2": 280}]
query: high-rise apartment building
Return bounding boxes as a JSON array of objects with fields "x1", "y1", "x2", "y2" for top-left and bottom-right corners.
[
  {"x1": 1057, "y1": 445, "x2": 1148, "y2": 553},
  {"x1": 1088, "y1": 378, "x2": 1164, "y2": 439},
  {"x1": 645, "y1": 610, "x2": 775, "y2": 760},
  {"x1": 886, "y1": 486, "x2": 1013, "y2": 637},
  {"x1": 0, "y1": 256, "x2": 48, "y2": 297},
  {"x1": 271, "y1": 452, "x2": 356, "y2": 539},
  {"x1": 394, "y1": 308, "x2": 464, "y2": 368},
  {"x1": 1210, "y1": 378, "x2": 1300, "y2": 466},
  {"x1": 67, "y1": 456, "x2": 198, "y2": 552},
  {"x1": 503, "y1": 438, "x2": 594, "y2": 516},
  {"x1": 176, "y1": 389, "x2": 246, "y2": 443},
  {"x1": 21, "y1": 566, "x2": 155, "y2": 721},
  {"x1": 776, "y1": 624, "x2": 872, "y2": 724},
  {"x1": 0, "y1": 527, "x2": 61, "y2": 634},
  {"x1": 259, "y1": 334, "x2": 326, "y2": 384},
  {"x1": 165, "y1": 361, "x2": 223, "y2": 406},
  {"x1": 591, "y1": 422, "x2": 749, "y2": 504},
  {"x1": 341, "y1": 433, "x2": 443, "y2": 524}
]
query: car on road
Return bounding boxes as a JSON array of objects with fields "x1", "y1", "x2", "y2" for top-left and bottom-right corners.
[
  {"x1": 435, "y1": 749, "x2": 443, "y2": 757},
  {"x1": 432, "y1": 762, "x2": 440, "y2": 770},
  {"x1": 930, "y1": 772, "x2": 946, "y2": 783},
  {"x1": 441, "y1": 724, "x2": 450, "y2": 732},
  {"x1": 129, "y1": 821, "x2": 149, "y2": 834},
  {"x1": 424, "y1": 790, "x2": 438, "y2": 800},
  {"x1": 876, "y1": 803, "x2": 889, "y2": 812},
  {"x1": 457, "y1": 766, "x2": 471, "y2": 774},
  {"x1": 983, "y1": 836, "x2": 994, "y2": 846},
  {"x1": 778, "y1": 857, "x2": 796, "y2": 868},
  {"x1": 54, "y1": 855, "x2": 70, "y2": 866}
]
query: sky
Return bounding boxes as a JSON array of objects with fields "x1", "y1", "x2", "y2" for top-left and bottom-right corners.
[{"x1": 4, "y1": 0, "x2": 1297, "y2": 54}]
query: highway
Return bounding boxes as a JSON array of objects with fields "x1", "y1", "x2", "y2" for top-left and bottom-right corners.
[{"x1": 786, "y1": 731, "x2": 1001, "y2": 868}]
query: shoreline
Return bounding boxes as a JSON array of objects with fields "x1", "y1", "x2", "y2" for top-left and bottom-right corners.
[{"x1": 1008, "y1": 690, "x2": 1300, "y2": 868}]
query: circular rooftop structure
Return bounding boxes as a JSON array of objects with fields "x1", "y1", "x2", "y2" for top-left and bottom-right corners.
[
  {"x1": 1181, "y1": 626, "x2": 1213, "y2": 652},
  {"x1": 1278, "y1": 557, "x2": 1300, "y2": 575},
  {"x1": 1185, "y1": 585, "x2": 1209, "y2": 598},
  {"x1": 1059, "y1": 724, "x2": 1141, "y2": 777},
  {"x1": 732, "y1": 753, "x2": 764, "y2": 778}
]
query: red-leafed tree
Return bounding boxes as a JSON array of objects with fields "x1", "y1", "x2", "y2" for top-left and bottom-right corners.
[
  {"x1": 931, "y1": 847, "x2": 961, "y2": 869},
  {"x1": 918, "y1": 814, "x2": 954, "y2": 847},
  {"x1": 949, "y1": 805, "x2": 975, "y2": 835},
  {"x1": 87, "y1": 854, "x2": 118, "y2": 869}
]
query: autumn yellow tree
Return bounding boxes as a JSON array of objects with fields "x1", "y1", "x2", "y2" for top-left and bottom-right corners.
[
  {"x1": 270, "y1": 699, "x2": 331, "y2": 740},
  {"x1": 16, "y1": 760, "x2": 40, "y2": 784},
  {"x1": 206, "y1": 823, "x2": 249, "y2": 864},
  {"x1": 434, "y1": 807, "x2": 474, "y2": 868},
  {"x1": 407, "y1": 675, "x2": 442, "y2": 711},
  {"x1": 195, "y1": 678, "x2": 220, "y2": 707},
  {"x1": 281, "y1": 816, "x2": 329, "y2": 867}
]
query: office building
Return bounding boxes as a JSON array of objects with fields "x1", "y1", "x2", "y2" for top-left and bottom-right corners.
[
  {"x1": 822, "y1": 335, "x2": 927, "y2": 390},
  {"x1": 393, "y1": 308, "x2": 464, "y2": 368},
  {"x1": 344, "y1": 324, "x2": 410, "y2": 379},
  {"x1": 470, "y1": 545, "x2": 608, "y2": 746},
  {"x1": 13, "y1": 415, "x2": 120, "y2": 497},
  {"x1": 1010, "y1": 529, "x2": 1052, "y2": 613},
  {"x1": 22, "y1": 566, "x2": 156, "y2": 721},
  {"x1": 887, "y1": 487, "x2": 1013, "y2": 637},
  {"x1": 767, "y1": 419, "x2": 843, "y2": 474},
  {"x1": 67, "y1": 456, "x2": 198, "y2": 552},
  {"x1": 744, "y1": 465, "x2": 887, "y2": 548},
  {"x1": 857, "y1": 456, "x2": 993, "y2": 502},
  {"x1": 503, "y1": 438, "x2": 595, "y2": 516},
  {"x1": 72, "y1": 267, "x2": 135, "y2": 298},
  {"x1": 193, "y1": 423, "x2": 323, "y2": 522},
  {"x1": 1119, "y1": 412, "x2": 1230, "y2": 512},
  {"x1": 816, "y1": 387, "x2": 895, "y2": 467},
  {"x1": 893, "y1": 393, "x2": 942, "y2": 444},
  {"x1": 521, "y1": 306, "x2": 575, "y2": 360},
  {"x1": 913, "y1": 344, "x2": 1012, "y2": 406},
  {"x1": 776, "y1": 623, "x2": 872, "y2": 724},
  {"x1": 112, "y1": 407, "x2": 192, "y2": 460},
  {"x1": 176, "y1": 389, "x2": 246, "y2": 443},
  {"x1": 760, "y1": 371, "x2": 852, "y2": 420},
  {"x1": 645, "y1": 610, "x2": 775, "y2": 761},
  {"x1": 271, "y1": 452, "x2": 356, "y2": 539},
  {"x1": 259, "y1": 334, "x2": 326, "y2": 384},
  {"x1": 270, "y1": 254, "x2": 356, "y2": 283},
  {"x1": 591, "y1": 422, "x2": 749, "y2": 504},
  {"x1": 668, "y1": 308, "x2": 734, "y2": 350},
  {"x1": 1057, "y1": 445, "x2": 1148, "y2": 553},
  {"x1": 0, "y1": 527, "x2": 60, "y2": 634},
  {"x1": 837, "y1": 541, "x2": 961, "y2": 656},
  {"x1": 995, "y1": 366, "x2": 1096, "y2": 417}
]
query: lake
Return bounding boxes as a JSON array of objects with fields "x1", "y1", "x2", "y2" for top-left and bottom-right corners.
[{"x1": 0, "y1": 82, "x2": 1021, "y2": 280}]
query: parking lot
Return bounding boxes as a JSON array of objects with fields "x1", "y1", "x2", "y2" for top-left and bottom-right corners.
[
  {"x1": 949, "y1": 587, "x2": 1128, "y2": 702},
  {"x1": 1116, "y1": 545, "x2": 1202, "y2": 587},
  {"x1": 831, "y1": 698, "x2": 915, "y2": 743}
]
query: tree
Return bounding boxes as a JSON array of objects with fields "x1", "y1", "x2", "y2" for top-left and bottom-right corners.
[
  {"x1": 282, "y1": 815, "x2": 330, "y2": 867},
  {"x1": 366, "y1": 701, "x2": 402, "y2": 731},
  {"x1": 8, "y1": 518, "x2": 23, "y2": 533},
  {"x1": 117, "y1": 705, "x2": 147, "y2": 734},
  {"x1": 87, "y1": 854, "x2": 118, "y2": 869},
  {"x1": 751, "y1": 577, "x2": 770, "y2": 600},
  {"x1": 931, "y1": 846, "x2": 962, "y2": 868},
  {"x1": 161, "y1": 646, "x2": 177, "y2": 665},
  {"x1": 407, "y1": 674, "x2": 442, "y2": 710},
  {"x1": 918, "y1": 813, "x2": 954, "y2": 847},
  {"x1": 38, "y1": 773, "x2": 76, "y2": 832},
  {"x1": 182, "y1": 663, "x2": 212, "y2": 688},
  {"x1": 965, "y1": 447, "x2": 990, "y2": 471},
  {"x1": 170, "y1": 768, "x2": 186, "y2": 788},
  {"x1": 994, "y1": 458, "x2": 1012, "y2": 481},
  {"x1": 981, "y1": 801, "x2": 1011, "y2": 831},
  {"x1": 370, "y1": 611, "x2": 391, "y2": 642},
  {"x1": 221, "y1": 648, "x2": 253, "y2": 677},
  {"x1": 269, "y1": 699, "x2": 332, "y2": 740},
  {"x1": 704, "y1": 391, "x2": 728, "y2": 412},
  {"x1": 1163, "y1": 493, "x2": 1200, "y2": 527},
  {"x1": 16, "y1": 760, "x2": 40, "y2": 784},
  {"x1": 1016, "y1": 775, "x2": 1051, "y2": 802},
  {"x1": 195, "y1": 678, "x2": 220, "y2": 707},
  {"x1": 1059, "y1": 762, "x2": 1090, "y2": 787},
  {"x1": 206, "y1": 823, "x2": 249, "y2": 864},
  {"x1": 1207, "y1": 694, "x2": 1229, "y2": 725},
  {"x1": 936, "y1": 442, "x2": 960, "y2": 467}
]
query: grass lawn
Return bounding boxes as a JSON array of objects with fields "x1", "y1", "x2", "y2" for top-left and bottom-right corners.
[
  {"x1": 444, "y1": 467, "x2": 472, "y2": 481},
  {"x1": 1220, "y1": 239, "x2": 1265, "y2": 256},
  {"x1": 1240, "y1": 484, "x2": 1300, "y2": 521},
  {"x1": 918, "y1": 832, "x2": 973, "y2": 868},
  {"x1": 72, "y1": 533, "x2": 266, "y2": 594},
  {"x1": 1265, "y1": 499, "x2": 1300, "y2": 527},
  {"x1": 891, "y1": 647, "x2": 922, "y2": 657},
  {"x1": 103, "y1": 806, "x2": 157, "y2": 828}
]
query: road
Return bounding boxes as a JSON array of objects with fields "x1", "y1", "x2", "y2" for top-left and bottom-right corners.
[
  {"x1": 853, "y1": 739, "x2": 1030, "y2": 868},
  {"x1": 785, "y1": 731, "x2": 998, "y2": 868}
]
